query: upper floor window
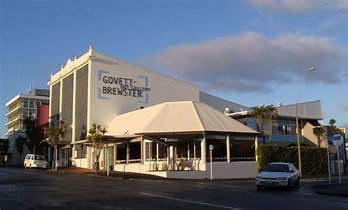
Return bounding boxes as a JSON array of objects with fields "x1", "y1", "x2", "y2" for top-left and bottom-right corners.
[
  {"x1": 23, "y1": 112, "x2": 29, "y2": 118},
  {"x1": 29, "y1": 101, "x2": 35, "y2": 108},
  {"x1": 22, "y1": 100, "x2": 28, "y2": 108}
]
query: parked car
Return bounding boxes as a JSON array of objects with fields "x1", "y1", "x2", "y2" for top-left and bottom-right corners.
[
  {"x1": 24, "y1": 154, "x2": 47, "y2": 169},
  {"x1": 255, "y1": 162, "x2": 299, "y2": 190}
]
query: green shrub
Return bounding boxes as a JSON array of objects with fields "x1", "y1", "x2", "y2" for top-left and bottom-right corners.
[{"x1": 257, "y1": 145, "x2": 327, "y2": 176}]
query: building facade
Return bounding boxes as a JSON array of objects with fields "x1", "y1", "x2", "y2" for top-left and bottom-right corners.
[
  {"x1": 5, "y1": 88, "x2": 49, "y2": 165},
  {"x1": 225, "y1": 100, "x2": 323, "y2": 146},
  {"x1": 49, "y1": 47, "x2": 259, "y2": 179}
]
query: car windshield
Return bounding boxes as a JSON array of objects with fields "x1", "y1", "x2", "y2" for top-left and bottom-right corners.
[{"x1": 263, "y1": 164, "x2": 289, "y2": 172}]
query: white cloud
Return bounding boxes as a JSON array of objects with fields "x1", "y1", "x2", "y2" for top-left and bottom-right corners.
[
  {"x1": 147, "y1": 32, "x2": 345, "y2": 93},
  {"x1": 249, "y1": 0, "x2": 348, "y2": 12}
]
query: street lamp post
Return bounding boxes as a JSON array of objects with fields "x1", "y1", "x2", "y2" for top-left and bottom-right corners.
[{"x1": 296, "y1": 67, "x2": 315, "y2": 177}]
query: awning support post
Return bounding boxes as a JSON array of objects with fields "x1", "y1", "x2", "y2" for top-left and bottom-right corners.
[{"x1": 226, "y1": 134, "x2": 230, "y2": 163}]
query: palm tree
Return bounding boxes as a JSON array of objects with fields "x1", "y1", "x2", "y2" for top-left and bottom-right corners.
[
  {"x1": 250, "y1": 105, "x2": 278, "y2": 143},
  {"x1": 327, "y1": 118, "x2": 343, "y2": 136},
  {"x1": 42, "y1": 120, "x2": 66, "y2": 170},
  {"x1": 313, "y1": 126, "x2": 325, "y2": 147},
  {"x1": 87, "y1": 123, "x2": 107, "y2": 174},
  {"x1": 329, "y1": 119, "x2": 336, "y2": 127},
  {"x1": 15, "y1": 135, "x2": 27, "y2": 165}
]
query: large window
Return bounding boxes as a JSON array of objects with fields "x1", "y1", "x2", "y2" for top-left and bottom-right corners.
[
  {"x1": 273, "y1": 120, "x2": 296, "y2": 135},
  {"x1": 145, "y1": 141, "x2": 155, "y2": 161},
  {"x1": 230, "y1": 140, "x2": 255, "y2": 161},
  {"x1": 206, "y1": 139, "x2": 227, "y2": 162},
  {"x1": 116, "y1": 144, "x2": 127, "y2": 163},
  {"x1": 144, "y1": 141, "x2": 167, "y2": 161},
  {"x1": 129, "y1": 142, "x2": 141, "y2": 163},
  {"x1": 176, "y1": 140, "x2": 201, "y2": 160}
]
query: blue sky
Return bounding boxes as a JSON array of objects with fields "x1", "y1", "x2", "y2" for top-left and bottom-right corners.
[{"x1": 1, "y1": 0, "x2": 347, "y2": 137}]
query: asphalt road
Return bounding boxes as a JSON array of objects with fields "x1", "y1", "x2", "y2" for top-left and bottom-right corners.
[{"x1": 0, "y1": 167, "x2": 347, "y2": 210}]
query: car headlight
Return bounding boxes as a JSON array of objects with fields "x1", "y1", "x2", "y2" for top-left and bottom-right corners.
[{"x1": 256, "y1": 176, "x2": 262, "y2": 180}]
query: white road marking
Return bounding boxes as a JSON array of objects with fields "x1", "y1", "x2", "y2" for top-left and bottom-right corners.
[{"x1": 140, "y1": 192, "x2": 242, "y2": 210}]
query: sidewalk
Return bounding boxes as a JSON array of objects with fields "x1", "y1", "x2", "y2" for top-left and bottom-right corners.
[
  {"x1": 312, "y1": 183, "x2": 348, "y2": 197},
  {"x1": 49, "y1": 166, "x2": 164, "y2": 179},
  {"x1": 50, "y1": 167, "x2": 348, "y2": 197},
  {"x1": 310, "y1": 175, "x2": 348, "y2": 198}
]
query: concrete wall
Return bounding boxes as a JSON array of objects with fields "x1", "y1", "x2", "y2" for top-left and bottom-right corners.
[
  {"x1": 114, "y1": 163, "x2": 149, "y2": 173},
  {"x1": 72, "y1": 157, "x2": 88, "y2": 169},
  {"x1": 7, "y1": 131, "x2": 30, "y2": 166},
  {"x1": 303, "y1": 122, "x2": 319, "y2": 146},
  {"x1": 88, "y1": 50, "x2": 200, "y2": 128},
  {"x1": 112, "y1": 161, "x2": 257, "y2": 179},
  {"x1": 205, "y1": 161, "x2": 258, "y2": 179}
]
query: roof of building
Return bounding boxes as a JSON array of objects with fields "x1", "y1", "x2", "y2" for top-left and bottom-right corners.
[
  {"x1": 199, "y1": 92, "x2": 250, "y2": 113},
  {"x1": 6, "y1": 93, "x2": 49, "y2": 107},
  {"x1": 107, "y1": 101, "x2": 258, "y2": 136},
  {"x1": 49, "y1": 47, "x2": 198, "y2": 91},
  {"x1": 226, "y1": 100, "x2": 323, "y2": 120},
  {"x1": 276, "y1": 100, "x2": 323, "y2": 119}
]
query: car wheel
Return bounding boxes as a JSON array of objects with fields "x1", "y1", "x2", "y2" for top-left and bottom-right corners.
[
  {"x1": 294, "y1": 177, "x2": 300, "y2": 188},
  {"x1": 24, "y1": 163, "x2": 26, "y2": 169},
  {"x1": 286, "y1": 180, "x2": 291, "y2": 189}
]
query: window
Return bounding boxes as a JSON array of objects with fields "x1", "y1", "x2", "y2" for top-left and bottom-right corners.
[
  {"x1": 230, "y1": 140, "x2": 255, "y2": 161},
  {"x1": 145, "y1": 141, "x2": 155, "y2": 161},
  {"x1": 22, "y1": 100, "x2": 28, "y2": 108},
  {"x1": 29, "y1": 101, "x2": 35, "y2": 108},
  {"x1": 129, "y1": 142, "x2": 141, "y2": 162},
  {"x1": 116, "y1": 144, "x2": 127, "y2": 163},
  {"x1": 206, "y1": 139, "x2": 227, "y2": 162},
  {"x1": 23, "y1": 112, "x2": 29, "y2": 118}
]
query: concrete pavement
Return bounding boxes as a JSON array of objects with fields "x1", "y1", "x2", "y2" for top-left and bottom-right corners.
[{"x1": 50, "y1": 166, "x2": 348, "y2": 197}]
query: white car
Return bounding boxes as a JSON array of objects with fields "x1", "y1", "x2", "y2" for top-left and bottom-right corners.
[
  {"x1": 255, "y1": 162, "x2": 300, "y2": 190},
  {"x1": 24, "y1": 154, "x2": 48, "y2": 169}
]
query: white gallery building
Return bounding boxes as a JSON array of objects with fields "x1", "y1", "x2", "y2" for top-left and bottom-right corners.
[{"x1": 49, "y1": 46, "x2": 259, "y2": 179}]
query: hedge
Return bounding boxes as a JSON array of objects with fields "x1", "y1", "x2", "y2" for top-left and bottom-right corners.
[{"x1": 257, "y1": 145, "x2": 328, "y2": 176}]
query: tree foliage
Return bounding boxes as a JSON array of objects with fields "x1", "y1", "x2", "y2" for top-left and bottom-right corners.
[
  {"x1": 15, "y1": 135, "x2": 27, "y2": 164},
  {"x1": 43, "y1": 120, "x2": 66, "y2": 170},
  {"x1": 326, "y1": 118, "x2": 344, "y2": 136},
  {"x1": 0, "y1": 139, "x2": 9, "y2": 154},
  {"x1": 257, "y1": 145, "x2": 327, "y2": 176},
  {"x1": 329, "y1": 119, "x2": 336, "y2": 127},
  {"x1": 24, "y1": 117, "x2": 41, "y2": 153},
  {"x1": 250, "y1": 105, "x2": 278, "y2": 141},
  {"x1": 313, "y1": 126, "x2": 325, "y2": 147},
  {"x1": 87, "y1": 123, "x2": 107, "y2": 165}
]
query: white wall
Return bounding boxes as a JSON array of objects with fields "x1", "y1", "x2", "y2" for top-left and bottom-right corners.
[
  {"x1": 89, "y1": 50, "x2": 199, "y2": 128},
  {"x1": 72, "y1": 158, "x2": 88, "y2": 168},
  {"x1": 112, "y1": 161, "x2": 257, "y2": 179},
  {"x1": 7, "y1": 131, "x2": 30, "y2": 166},
  {"x1": 205, "y1": 161, "x2": 258, "y2": 179}
]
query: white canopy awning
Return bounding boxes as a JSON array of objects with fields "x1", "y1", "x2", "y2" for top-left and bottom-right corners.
[{"x1": 107, "y1": 101, "x2": 258, "y2": 136}]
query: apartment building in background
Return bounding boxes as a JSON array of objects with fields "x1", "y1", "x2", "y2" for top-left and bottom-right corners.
[{"x1": 5, "y1": 88, "x2": 49, "y2": 165}]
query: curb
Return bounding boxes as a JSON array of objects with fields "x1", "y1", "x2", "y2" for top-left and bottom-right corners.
[{"x1": 312, "y1": 184, "x2": 348, "y2": 197}]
